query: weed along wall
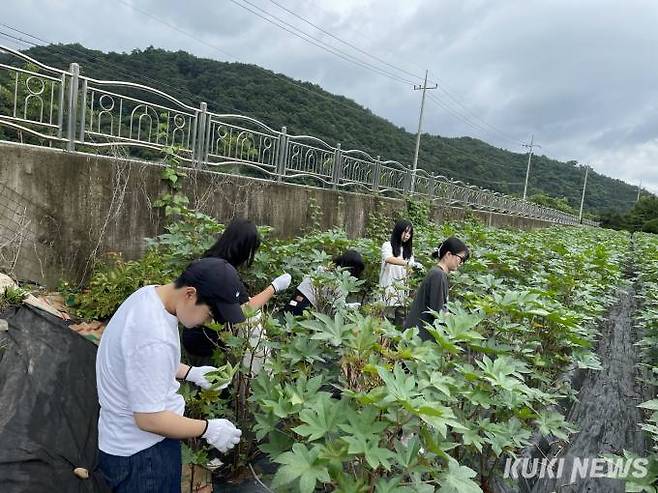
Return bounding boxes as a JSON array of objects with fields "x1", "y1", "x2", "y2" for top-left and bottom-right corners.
[{"x1": 0, "y1": 141, "x2": 553, "y2": 287}]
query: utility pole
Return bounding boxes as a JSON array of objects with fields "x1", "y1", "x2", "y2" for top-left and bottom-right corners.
[
  {"x1": 637, "y1": 180, "x2": 643, "y2": 202},
  {"x1": 522, "y1": 135, "x2": 541, "y2": 200},
  {"x1": 578, "y1": 165, "x2": 590, "y2": 224},
  {"x1": 411, "y1": 69, "x2": 437, "y2": 193}
]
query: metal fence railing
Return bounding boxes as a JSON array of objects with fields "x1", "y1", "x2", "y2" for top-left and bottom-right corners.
[{"x1": 0, "y1": 45, "x2": 597, "y2": 226}]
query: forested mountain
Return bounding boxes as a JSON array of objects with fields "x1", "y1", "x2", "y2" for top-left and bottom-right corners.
[{"x1": 19, "y1": 44, "x2": 643, "y2": 214}]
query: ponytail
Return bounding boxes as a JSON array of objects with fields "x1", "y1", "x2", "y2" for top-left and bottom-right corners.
[{"x1": 432, "y1": 237, "x2": 469, "y2": 261}]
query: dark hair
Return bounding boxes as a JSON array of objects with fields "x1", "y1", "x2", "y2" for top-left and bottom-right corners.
[
  {"x1": 173, "y1": 258, "x2": 246, "y2": 324},
  {"x1": 431, "y1": 237, "x2": 470, "y2": 262},
  {"x1": 333, "y1": 249, "x2": 365, "y2": 278},
  {"x1": 174, "y1": 274, "x2": 215, "y2": 313},
  {"x1": 390, "y1": 219, "x2": 413, "y2": 260},
  {"x1": 203, "y1": 218, "x2": 261, "y2": 268}
]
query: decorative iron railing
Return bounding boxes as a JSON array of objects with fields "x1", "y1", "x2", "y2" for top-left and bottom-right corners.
[{"x1": 0, "y1": 45, "x2": 597, "y2": 226}]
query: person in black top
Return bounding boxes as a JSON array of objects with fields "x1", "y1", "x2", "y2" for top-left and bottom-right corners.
[
  {"x1": 403, "y1": 237, "x2": 469, "y2": 341},
  {"x1": 182, "y1": 218, "x2": 290, "y2": 359}
]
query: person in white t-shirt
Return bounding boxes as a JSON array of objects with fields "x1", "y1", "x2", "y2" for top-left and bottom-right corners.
[
  {"x1": 379, "y1": 219, "x2": 422, "y2": 325},
  {"x1": 96, "y1": 257, "x2": 246, "y2": 493},
  {"x1": 283, "y1": 249, "x2": 365, "y2": 316}
]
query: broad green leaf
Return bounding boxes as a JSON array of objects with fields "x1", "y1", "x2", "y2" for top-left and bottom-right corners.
[
  {"x1": 292, "y1": 395, "x2": 344, "y2": 441},
  {"x1": 438, "y1": 459, "x2": 483, "y2": 493},
  {"x1": 375, "y1": 477, "x2": 415, "y2": 493},
  {"x1": 376, "y1": 364, "x2": 419, "y2": 403},
  {"x1": 272, "y1": 444, "x2": 330, "y2": 493},
  {"x1": 342, "y1": 436, "x2": 396, "y2": 470},
  {"x1": 534, "y1": 411, "x2": 577, "y2": 440},
  {"x1": 638, "y1": 400, "x2": 658, "y2": 411}
]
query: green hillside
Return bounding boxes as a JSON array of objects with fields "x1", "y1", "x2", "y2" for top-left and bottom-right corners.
[{"x1": 16, "y1": 44, "x2": 643, "y2": 214}]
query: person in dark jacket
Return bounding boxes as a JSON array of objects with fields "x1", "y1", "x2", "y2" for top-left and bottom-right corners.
[
  {"x1": 182, "y1": 218, "x2": 290, "y2": 360},
  {"x1": 403, "y1": 237, "x2": 469, "y2": 341}
]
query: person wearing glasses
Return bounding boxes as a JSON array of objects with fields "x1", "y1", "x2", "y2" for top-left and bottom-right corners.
[{"x1": 403, "y1": 237, "x2": 469, "y2": 341}]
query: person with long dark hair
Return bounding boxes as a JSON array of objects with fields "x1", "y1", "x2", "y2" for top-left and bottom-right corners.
[
  {"x1": 202, "y1": 218, "x2": 290, "y2": 309},
  {"x1": 182, "y1": 218, "x2": 290, "y2": 359},
  {"x1": 378, "y1": 219, "x2": 421, "y2": 324},
  {"x1": 404, "y1": 237, "x2": 469, "y2": 341}
]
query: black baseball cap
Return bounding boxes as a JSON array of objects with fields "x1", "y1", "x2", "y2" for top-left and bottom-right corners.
[{"x1": 176, "y1": 257, "x2": 247, "y2": 324}]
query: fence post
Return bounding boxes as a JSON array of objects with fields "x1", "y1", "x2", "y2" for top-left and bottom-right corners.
[
  {"x1": 372, "y1": 155, "x2": 381, "y2": 192},
  {"x1": 203, "y1": 109, "x2": 212, "y2": 164},
  {"x1": 332, "y1": 143, "x2": 343, "y2": 190},
  {"x1": 404, "y1": 169, "x2": 413, "y2": 193},
  {"x1": 66, "y1": 63, "x2": 79, "y2": 151},
  {"x1": 78, "y1": 78, "x2": 87, "y2": 143},
  {"x1": 195, "y1": 102, "x2": 208, "y2": 168},
  {"x1": 276, "y1": 126, "x2": 288, "y2": 182},
  {"x1": 57, "y1": 73, "x2": 66, "y2": 139}
]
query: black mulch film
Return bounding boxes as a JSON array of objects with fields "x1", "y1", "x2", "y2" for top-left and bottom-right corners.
[
  {"x1": 0, "y1": 305, "x2": 110, "y2": 493},
  {"x1": 493, "y1": 286, "x2": 651, "y2": 493}
]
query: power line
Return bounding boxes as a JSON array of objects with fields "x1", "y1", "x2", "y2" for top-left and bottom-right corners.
[
  {"x1": 426, "y1": 93, "x2": 524, "y2": 150},
  {"x1": 0, "y1": 30, "x2": 37, "y2": 48},
  {"x1": 0, "y1": 21, "x2": 526, "y2": 194},
  {"x1": 226, "y1": 0, "x2": 415, "y2": 85},
  {"x1": 115, "y1": 0, "x2": 401, "y2": 117},
  {"x1": 262, "y1": 0, "x2": 524, "y2": 148},
  {"x1": 118, "y1": 0, "x2": 529, "y2": 174},
  {"x1": 265, "y1": 0, "x2": 424, "y2": 82},
  {"x1": 428, "y1": 70, "x2": 525, "y2": 146},
  {"x1": 262, "y1": 0, "x2": 523, "y2": 147},
  {"x1": 0, "y1": 23, "x2": 250, "y2": 115}
]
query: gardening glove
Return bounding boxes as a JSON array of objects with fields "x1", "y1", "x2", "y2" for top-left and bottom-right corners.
[
  {"x1": 202, "y1": 418, "x2": 242, "y2": 453},
  {"x1": 270, "y1": 273, "x2": 292, "y2": 293},
  {"x1": 185, "y1": 366, "x2": 227, "y2": 390},
  {"x1": 407, "y1": 259, "x2": 423, "y2": 270}
]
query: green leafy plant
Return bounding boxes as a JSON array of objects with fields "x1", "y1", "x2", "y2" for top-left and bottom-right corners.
[
  {"x1": 0, "y1": 285, "x2": 29, "y2": 311},
  {"x1": 631, "y1": 232, "x2": 658, "y2": 492},
  {"x1": 65, "y1": 167, "x2": 635, "y2": 490}
]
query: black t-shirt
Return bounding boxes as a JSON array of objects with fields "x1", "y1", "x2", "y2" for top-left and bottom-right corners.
[{"x1": 403, "y1": 267, "x2": 449, "y2": 341}]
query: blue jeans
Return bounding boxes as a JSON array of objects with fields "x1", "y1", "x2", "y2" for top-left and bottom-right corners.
[{"x1": 98, "y1": 438, "x2": 182, "y2": 493}]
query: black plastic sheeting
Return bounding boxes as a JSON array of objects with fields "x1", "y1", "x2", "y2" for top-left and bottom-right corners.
[
  {"x1": 493, "y1": 285, "x2": 651, "y2": 493},
  {"x1": 0, "y1": 305, "x2": 110, "y2": 493}
]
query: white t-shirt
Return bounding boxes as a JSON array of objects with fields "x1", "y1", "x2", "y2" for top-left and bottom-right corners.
[
  {"x1": 296, "y1": 275, "x2": 317, "y2": 306},
  {"x1": 96, "y1": 285, "x2": 185, "y2": 456},
  {"x1": 296, "y1": 266, "x2": 327, "y2": 307},
  {"x1": 379, "y1": 241, "x2": 414, "y2": 307}
]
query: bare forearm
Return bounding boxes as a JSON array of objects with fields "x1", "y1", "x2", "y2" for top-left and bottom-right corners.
[
  {"x1": 176, "y1": 363, "x2": 191, "y2": 380},
  {"x1": 385, "y1": 256, "x2": 408, "y2": 267},
  {"x1": 134, "y1": 411, "x2": 206, "y2": 439},
  {"x1": 247, "y1": 285, "x2": 275, "y2": 310}
]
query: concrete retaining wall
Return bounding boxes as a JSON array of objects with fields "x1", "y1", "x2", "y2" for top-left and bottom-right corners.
[{"x1": 0, "y1": 142, "x2": 554, "y2": 287}]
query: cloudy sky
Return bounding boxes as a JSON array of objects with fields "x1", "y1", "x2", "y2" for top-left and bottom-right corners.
[{"x1": 2, "y1": 0, "x2": 657, "y2": 193}]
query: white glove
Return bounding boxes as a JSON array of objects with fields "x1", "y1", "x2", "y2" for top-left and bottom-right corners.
[
  {"x1": 270, "y1": 273, "x2": 292, "y2": 293},
  {"x1": 185, "y1": 366, "x2": 226, "y2": 390},
  {"x1": 407, "y1": 260, "x2": 423, "y2": 270},
  {"x1": 202, "y1": 418, "x2": 242, "y2": 453}
]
